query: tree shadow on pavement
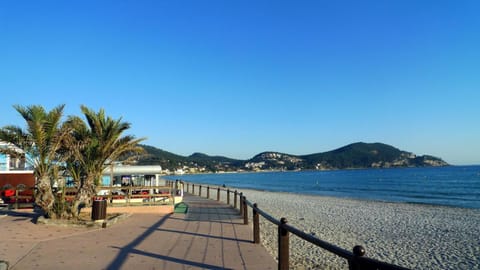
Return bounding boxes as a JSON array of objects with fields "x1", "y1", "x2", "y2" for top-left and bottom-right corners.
[
  {"x1": 109, "y1": 246, "x2": 232, "y2": 270},
  {"x1": 0, "y1": 209, "x2": 42, "y2": 224},
  {"x1": 149, "y1": 227, "x2": 251, "y2": 243},
  {"x1": 105, "y1": 214, "x2": 171, "y2": 270},
  {"x1": 105, "y1": 213, "x2": 231, "y2": 270}
]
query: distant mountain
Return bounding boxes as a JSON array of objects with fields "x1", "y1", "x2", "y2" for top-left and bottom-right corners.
[
  {"x1": 137, "y1": 142, "x2": 449, "y2": 173},
  {"x1": 137, "y1": 145, "x2": 243, "y2": 173},
  {"x1": 188, "y1": 152, "x2": 242, "y2": 164},
  {"x1": 137, "y1": 144, "x2": 188, "y2": 168},
  {"x1": 187, "y1": 153, "x2": 244, "y2": 172},
  {"x1": 302, "y1": 142, "x2": 426, "y2": 169}
]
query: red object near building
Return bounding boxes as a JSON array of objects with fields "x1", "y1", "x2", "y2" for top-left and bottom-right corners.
[
  {"x1": 0, "y1": 171, "x2": 35, "y2": 203},
  {"x1": 0, "y1": 171, "x2": 35, "y2": 187}
]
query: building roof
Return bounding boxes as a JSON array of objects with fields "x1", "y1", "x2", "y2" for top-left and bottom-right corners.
[
  {"x1": 0, "y1": 141, "x2": 25, "y2": 154},
  {"x1": 102, "y1": 165, "x2": 163, "y2": 175}
]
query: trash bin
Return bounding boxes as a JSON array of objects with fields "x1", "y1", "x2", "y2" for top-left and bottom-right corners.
[{"x1": 92, "y1": 199, "x2": 107, "y2": 220}]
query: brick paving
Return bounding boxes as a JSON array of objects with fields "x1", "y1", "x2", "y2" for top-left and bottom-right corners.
[{"x1": 0, "y1": 194, "x2": 276, "y2": 270}]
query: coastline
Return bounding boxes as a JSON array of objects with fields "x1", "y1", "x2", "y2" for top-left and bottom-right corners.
[
  {"x1": 231, "y1": 188, "x2": 480, "y2": 270},
  {"x1": 165, "y1": 163, "x2": 456, "y2": 176},
  {"x1": 166, "y1": 165, "x2": 480, "y2": 209}
]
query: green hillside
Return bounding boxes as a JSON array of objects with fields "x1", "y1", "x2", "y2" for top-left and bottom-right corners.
[
  {"x1": 137, "y1": 144, "x2": 188, "y2": 168},
  {"x1": 137, "y1": 142, "x2": 448, "y2": 172},
  {"x1": 302, "y1": 142, "x2": 409, "y2": 169}
]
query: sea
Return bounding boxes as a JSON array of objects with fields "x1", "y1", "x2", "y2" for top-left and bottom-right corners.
[{"x1": 165, "y1": 166, "x2": 480, "y2": 209}]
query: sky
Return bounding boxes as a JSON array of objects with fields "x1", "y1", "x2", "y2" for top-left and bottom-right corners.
[{"x1": 1, "y1": 1, "x2": 479, "y2": 165}]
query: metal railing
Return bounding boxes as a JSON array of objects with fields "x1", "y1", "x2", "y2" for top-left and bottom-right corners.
[
  {"x1": 172, "y1": 181, "x2": 410, "y2": 270},
  {"x1": 1, "y1": 184, "x2": 174, "y2": 209},
  {"x1": 83, "y1": 185, "x2": 173, "y2": 206},
  {"x1": 0, "y1": 184, "x2": 34, "y2": 209}
]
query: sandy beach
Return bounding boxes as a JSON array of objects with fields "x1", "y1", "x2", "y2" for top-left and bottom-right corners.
[{"x1": 227, "y1": 189, "x2": 480, "y2": 270}]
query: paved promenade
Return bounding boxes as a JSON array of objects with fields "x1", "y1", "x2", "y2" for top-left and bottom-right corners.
[{"x1": 0, "y1": 194, "x2": 276, "y2": 270}]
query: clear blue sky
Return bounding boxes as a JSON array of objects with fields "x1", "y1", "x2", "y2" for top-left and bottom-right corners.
[{"x1": 1, "y1": 1, "x2": 479, "y2": 165}]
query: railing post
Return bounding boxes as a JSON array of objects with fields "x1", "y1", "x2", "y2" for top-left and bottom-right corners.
[
  {"x1": 207, "y1": 186, "x2": 210, "y2": 199},
  {"x1": 199, "y1": 185, "x2": 202, "y2": 197},
  {"x1": 217, "y1": 187, "x2": 220, "y2": 201},
  {"x1": 227, "y1": 189, "x2": 230, "y2": 205},
  {"x1": 278, "y1": 217, "x2": 289, "y2": 270},
  {"x1": 243, "y1": 195, "x2": 248, "y2": 225},
  {"x1": 348, "y1": 245, "x2": 366, "y2": 270},
  {"x1": 127, "y1": 187, "x2": 132, "y2": 206},
  {"x1": 239, "y1": 192, "x2": 244, "y2": 216},
  {"x1": 234, "y1": 190, "x2": 238, "y2": 209},
  {"x1": 15, "y1": 189, "x2": 19, "y2": 209},
  {"x1": 253, "y1": 203, "x2": 260, "y2": 244}
]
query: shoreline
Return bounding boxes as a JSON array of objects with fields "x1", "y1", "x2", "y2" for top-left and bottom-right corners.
[
  {"x1": 240, "y1": 187, "x2": 480, "y2": 211},
  {"x1": 164, "y1": 165, "x2": 480, "y2": 210},
  {"x1": 165, "y1": 164, "x2": 457, "y2": 176},
  {"x1": 231, "y1": 188, "x2": 480, "y2": 270},
  {"x1": 181, "y1": 180, "x2": 480, "y2": 211}
]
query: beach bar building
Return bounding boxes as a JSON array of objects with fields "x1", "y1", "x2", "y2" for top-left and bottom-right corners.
[
  {"x1": 0, "y1": 141, "x2": 33, "y2": 172},
  {"x1": 0, "y1": 141, "x2": 35, "y2": 186},
  {"x1": 1, "y1": 141, "x2": 35, "y2": 206},
  {"x1": 100, "y1": 164, "x2": 164, "y2": 187},
  {"x1": 2, "y1": 140, "x2": 174, "y2": 211}
]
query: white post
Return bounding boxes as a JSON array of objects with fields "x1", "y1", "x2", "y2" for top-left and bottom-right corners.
[{"x1": 6, "y1": 154, "x2": 10, "y2": 171}]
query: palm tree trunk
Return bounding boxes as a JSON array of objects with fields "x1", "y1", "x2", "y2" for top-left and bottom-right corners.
[
  {"x1": 71, "y1": 179, "x2": 96, "y2": 218},
  {"x1": 35, "y1": 176, "x2": 55, "y2": 218}
]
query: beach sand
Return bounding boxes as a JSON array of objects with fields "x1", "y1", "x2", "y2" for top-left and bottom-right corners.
[{"x1": 221, "y1": 189, "x2": 480, "y2": 270}]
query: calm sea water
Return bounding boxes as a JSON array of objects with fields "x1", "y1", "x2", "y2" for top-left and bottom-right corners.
[{"x1": 165, "y1": 166, "x2": 480, "y2": 209}]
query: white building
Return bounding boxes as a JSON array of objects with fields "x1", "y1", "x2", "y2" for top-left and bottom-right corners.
[
  {"x1": 0, "y1": 141, "x2": 35, "y2": 190},
  {"x1": 0, "y1": 141, "x2": 32, "y2": 171},
  {"x1": 101, "y1": 164, "x2": 164, "y2": 187}
]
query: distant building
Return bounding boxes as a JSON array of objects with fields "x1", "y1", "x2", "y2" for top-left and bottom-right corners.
[{"x1": 0, "y1": 141, "x2": 35, "y2": 188}]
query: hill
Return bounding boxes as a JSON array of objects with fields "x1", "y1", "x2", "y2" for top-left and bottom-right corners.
[
  {"x1": 302, "y1": 142, "x2": 434, "y2": 169},
  {"x1": 137, "y1": 144, "x2": 188, "y2": 169},
  {"x1": 137, "y1": 145, "x2": 243, "y2": 173},
  {"x1": 137, "y1": 142, "x2": 448, "y2": 173}
]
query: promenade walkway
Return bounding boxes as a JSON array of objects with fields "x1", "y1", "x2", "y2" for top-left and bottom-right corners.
[{"x1": 0, "y1": 194, "x2": 276, "y2": 270}]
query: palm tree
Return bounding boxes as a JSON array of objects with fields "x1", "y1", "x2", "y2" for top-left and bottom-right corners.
[
  {"x1": 0, "y1": 105, "x2": 68, "y2": 218},
  {"x1": 64, "y1": 105, "x2": 145, "y2": 217}
]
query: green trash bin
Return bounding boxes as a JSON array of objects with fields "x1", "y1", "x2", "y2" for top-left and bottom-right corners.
[
  {"x1": 174, "y1": 202, "x2": 188, "y2": 213},
  {"x1": 92, "y1": 199, "x2": 107, "y2": 220}
]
